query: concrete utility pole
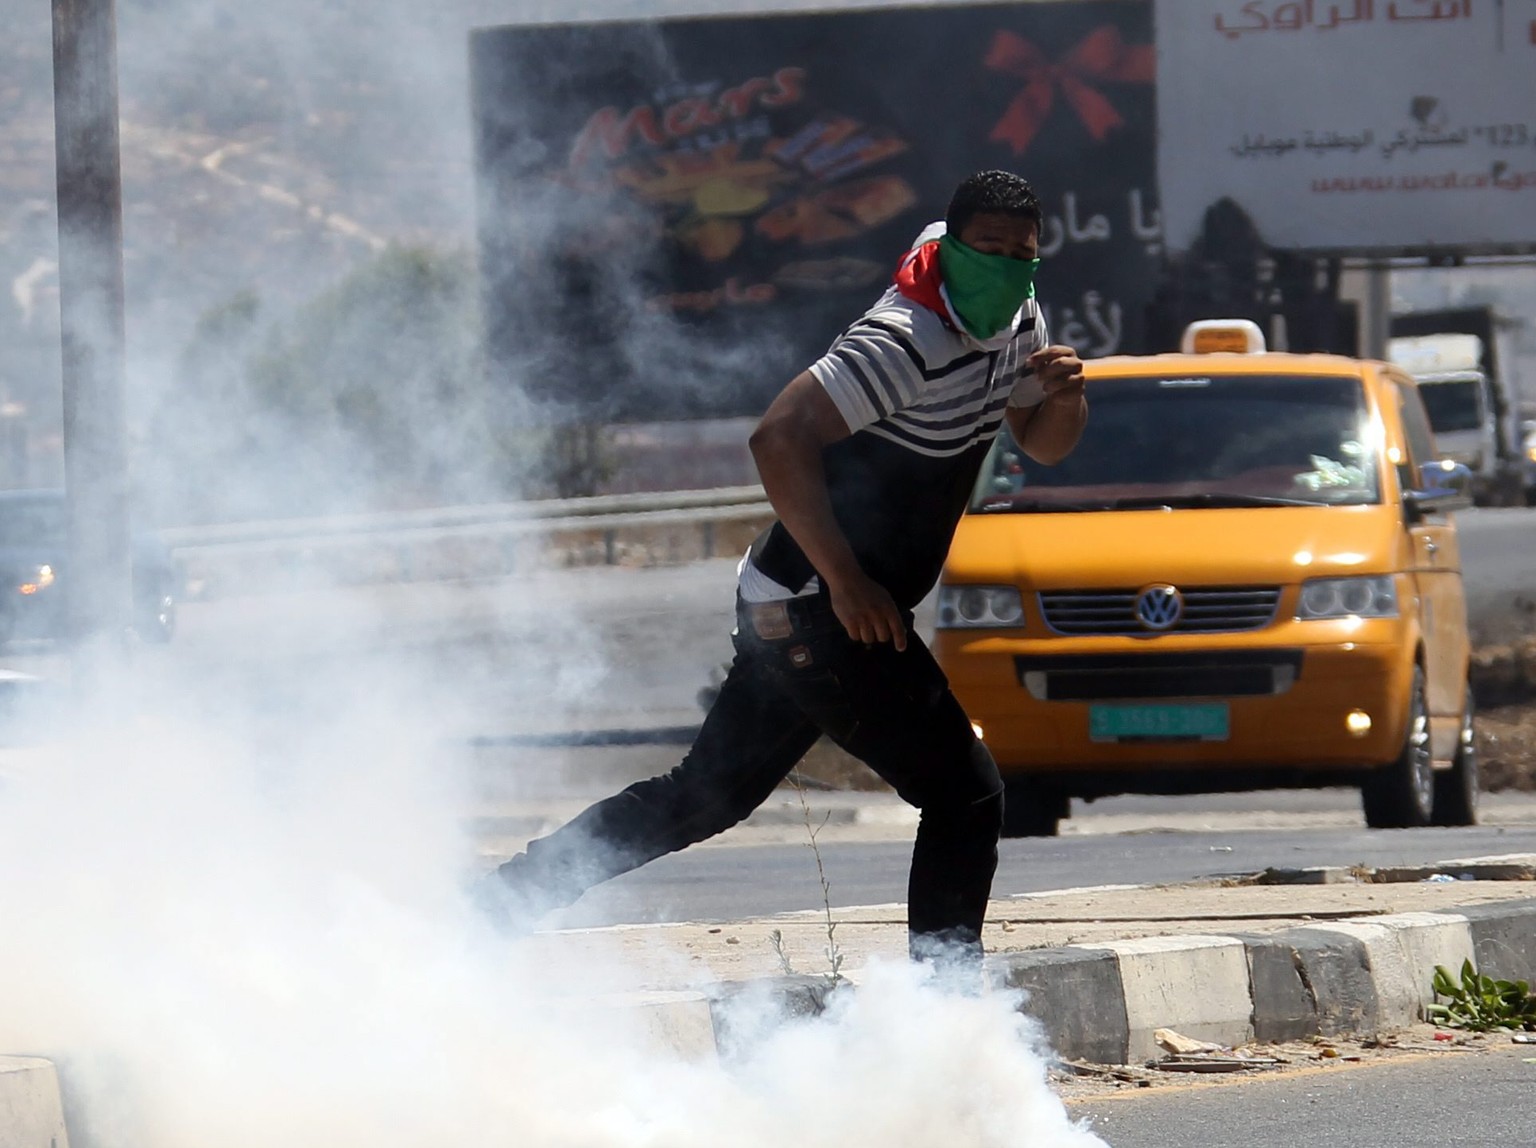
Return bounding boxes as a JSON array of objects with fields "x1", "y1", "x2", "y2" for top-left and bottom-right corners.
[
  {"x1": 51, "y1": 0, "x2": 132, "y2": 683},
  {"x1": 1361, "y1": 262, "x2": 1391, "y2": 361}
]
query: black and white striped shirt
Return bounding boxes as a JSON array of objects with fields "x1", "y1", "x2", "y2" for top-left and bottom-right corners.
[
  {"x1": 812, "y1": 285, "x2": 1047, "y2": 455},
  {"x1": 744, "y1": 226, "x2": 1051, "y2": 609}
]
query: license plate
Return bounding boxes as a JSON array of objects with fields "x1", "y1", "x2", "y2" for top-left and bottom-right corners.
[{"x1": 1089, "y1": 703, "x2": 1229, "y2": 742}]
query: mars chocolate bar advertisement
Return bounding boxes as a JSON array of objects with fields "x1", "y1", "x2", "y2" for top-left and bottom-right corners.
[{"x1": 472, "y1": 0, "x2": 1158, "y2": 420}]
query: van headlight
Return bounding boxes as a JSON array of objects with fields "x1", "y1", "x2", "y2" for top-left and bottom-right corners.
[
  {"x1": 1296, "y1": 576, "x2": 1398, "y2": 620},
  {"x1": 937, "y1": 584, "x2": 1025, "y2": 628},
  {"x1": 18, "y1": 564, "x2": 55, "y2": 595}
]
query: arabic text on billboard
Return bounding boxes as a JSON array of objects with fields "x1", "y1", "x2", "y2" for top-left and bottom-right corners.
[{"x1": 1157, "y1": 0, "x2": 1536, "y2": 257}]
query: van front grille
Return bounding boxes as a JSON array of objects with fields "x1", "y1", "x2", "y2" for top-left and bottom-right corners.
[
  {"x1": 1014, "y1": 650, "x2": 1304, "y2": 701},
  {"x1": 1040, "y1": 586, "x2": 1281, "y2": 635}
]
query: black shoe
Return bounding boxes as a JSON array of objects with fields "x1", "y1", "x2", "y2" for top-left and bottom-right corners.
[
  {"x1": 910, "y1": 929, "x2": 985, "y2": 996},
  {"x1": 467, "y1": 860, "x2": 545, "y2": 938}
]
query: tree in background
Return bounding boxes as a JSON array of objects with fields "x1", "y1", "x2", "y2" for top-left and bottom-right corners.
[
  {"x1": 141, "y1": 245, "x2": 556, "y2": 524},
  {"x1": 140, "y1": 288, "x2": 265, "y2": 523}
]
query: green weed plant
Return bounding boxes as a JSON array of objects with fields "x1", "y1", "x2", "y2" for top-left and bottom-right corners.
[{"x1": 1428, "y1": 959, "x2": 1536, "y2": 1032}]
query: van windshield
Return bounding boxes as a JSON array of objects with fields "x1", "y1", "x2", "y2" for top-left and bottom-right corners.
[
  {"x1": 971, "y1": 373, "x2": 1380, "y2": 513},
  {"x1": 1416, "y1": 377, "x2": 1483, "y2": 432}
]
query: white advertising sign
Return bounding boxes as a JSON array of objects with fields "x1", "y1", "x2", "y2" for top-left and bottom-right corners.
[{"x1": 1156, "y1": 0, "x2": 1536, "y2": 255}]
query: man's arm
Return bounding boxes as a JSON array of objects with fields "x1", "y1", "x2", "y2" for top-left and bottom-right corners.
[
  {"x1": 749, "y1": 372, "x2": 909, "y2": 650},
  {"x1": 1006, "y1": 344, "x2": 1087, "y2": 464}
]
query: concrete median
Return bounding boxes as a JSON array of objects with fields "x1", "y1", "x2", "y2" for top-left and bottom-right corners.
[
  {"x1": 506, "y1": 857, "x2": 1536, "y2": 1067},
  {"x1": 10, "y1": 862, "x2": 1536, "y2": 1137},
  {"x1": 0, "y1": 1057, "x2": 69, "y2": 1148},
  {"x1": 1073, "y1": 934, "x2": 1254, "y2": 1064}
]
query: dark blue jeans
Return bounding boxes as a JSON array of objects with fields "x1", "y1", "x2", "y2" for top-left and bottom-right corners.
[{"x1": 495, "y1": 591, "x2": 1004, "y2": 960}]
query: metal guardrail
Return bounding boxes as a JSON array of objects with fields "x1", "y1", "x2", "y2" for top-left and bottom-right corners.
[
  {"x1": 163, "y1": 486, "x2": 778, "y2": 598},
  {"x1": 159, "y1": 485, "x2": 770, "y2": 551},
  {"x1": 467, "y1": 725, "x2": 703, "y2": 748}
]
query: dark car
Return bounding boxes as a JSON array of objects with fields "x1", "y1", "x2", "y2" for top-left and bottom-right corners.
[
  {"x1": 0, "y1": 489, "x2": 177, "y2": 645},
  {"x1": 1523, "y1": 419, "x2": 1536, "y2": 506}
]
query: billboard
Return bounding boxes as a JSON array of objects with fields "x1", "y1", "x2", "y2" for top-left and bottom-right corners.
[
  {"x1": 472, "y1": 1, "x2": 1162, "y2": 421},
  {"x1": 1156, "y1": 0, "x2": 1536, "y2": 257}
]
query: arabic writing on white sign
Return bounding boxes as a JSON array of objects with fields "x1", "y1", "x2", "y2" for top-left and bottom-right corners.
[
  {"x1": 1229, "y1": 123, "x2": 1536, "y2": 160},
  {"x1": 1157, "y1": 0, "x2": 1536, "y2": 253},
  {"x1": 1214, "y1": 0, "x2": 1472, "y2": 38}
]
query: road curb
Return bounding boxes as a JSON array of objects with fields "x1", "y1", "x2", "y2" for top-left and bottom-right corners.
[
  {"x1": 1007, "y1": 895, "x2": 1536, "y2": 1065},
  {"x1": 684, "y1": 889, "x2": 1536, "y2": 1067},
  {"x1": 1076, "y1": 934, "x2": 1256, "y2": 1063},
  {"x1": 706, "y1": 974, "x2": 839, "y2": 1062},
  {"x1": 1451, "y1": 897, "x2": 1536, "y2": 980},
  {"x1": 0, "y1": 1057, "x2": 70, "y2": 1148},
  {"x1": 987, "y1": 947, "x2": 1129, "y2": 1066},
  {"x1": 1235, "y1": 926, "x2": 1379, "y2": 1041}
]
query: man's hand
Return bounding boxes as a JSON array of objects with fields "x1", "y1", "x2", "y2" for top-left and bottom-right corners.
[
  {"x1": 1008, "y1": 345, "x2": 1088, "y2": 465},
  {"x1": 827, "y1": 568, "x2": 907, "y2": 651},
  {"x1": 1028, "y1": 344, "x2": 1086, "y2": 397},
  {"x1": 751, "y1": 373, "x2": 906, "y2": 649}
]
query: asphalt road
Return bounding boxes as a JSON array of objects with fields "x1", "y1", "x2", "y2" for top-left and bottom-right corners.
[
  {"x1": 1448, "y1": 506, "x2": 1536, "y2": 641},
  {"x1": 1072, "y1": 1045, "x2": 1536, "y2": 1147},
  {"x1": 541, "y1": 804, "x2": 1536, "y2": 927},
  {"x1": 0, "y1": 506, "x2": 1532, "y2": 932}
]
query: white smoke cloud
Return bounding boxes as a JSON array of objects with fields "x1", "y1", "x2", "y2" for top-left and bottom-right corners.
[
  {"x1": 0, "y1": 679, "x2": 1106, "y2": 1148},
  {"x1": 1, "y1": 3, "x2": 1110, "y2": 1145}
]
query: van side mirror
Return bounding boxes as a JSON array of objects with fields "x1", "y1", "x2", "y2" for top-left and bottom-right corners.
[{"x1": 1404, "y1": 460, "x2": 1474, "y2": 519}]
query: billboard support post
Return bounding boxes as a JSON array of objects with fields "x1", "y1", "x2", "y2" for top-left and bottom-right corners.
[
  {"x1": 51, "y1": 0, "x2": 132, "y2": 692},
  {"x1": 1363, "y1": 263, "x2": 1390, "y2": 361}
]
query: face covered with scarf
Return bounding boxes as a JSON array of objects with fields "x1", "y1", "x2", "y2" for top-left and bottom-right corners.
[{"x1": 938, "y1": 212, "x2": 1041, "y2": 340}]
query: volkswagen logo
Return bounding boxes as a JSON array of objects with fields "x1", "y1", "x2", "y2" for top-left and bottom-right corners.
[{"x1": 1136, "y1": 584, "x2": 1183, "y2": 631}]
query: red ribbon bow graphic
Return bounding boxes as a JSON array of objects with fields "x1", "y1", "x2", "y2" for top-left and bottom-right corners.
[{"x1": 985, "y1": 26, "x2": 1155, "y2": 157}]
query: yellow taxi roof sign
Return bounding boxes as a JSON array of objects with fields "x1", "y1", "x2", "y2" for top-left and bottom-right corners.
[{"x1": 1181, "y1": 319, "x2": 1267, "y2": 355}]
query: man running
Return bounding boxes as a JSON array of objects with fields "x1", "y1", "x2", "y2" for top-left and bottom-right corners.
[{"x1": 482, "y1": 169, "x2": 1087, "y2": 973}]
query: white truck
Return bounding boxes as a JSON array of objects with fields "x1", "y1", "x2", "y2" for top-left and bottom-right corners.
[{"x1": 1388, "y1": 310, "x2": 1526, "y2": 507}]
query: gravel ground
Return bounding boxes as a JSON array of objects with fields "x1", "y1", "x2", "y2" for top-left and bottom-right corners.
[
  {"x1": 1477, "y1": 703, "x2": 1536, "y2": 791},
  {"x1": 1471, "y1": 634, "x2": 1536, "y2": 791},
  {"x1": 1051, "y1": 1023, "x2": 1529, "y2": 1105}
]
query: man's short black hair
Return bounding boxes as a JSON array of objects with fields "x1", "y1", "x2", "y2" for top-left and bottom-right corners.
[{"x1": 945, "y1": 170, "x2": 1042, "y2": 235}]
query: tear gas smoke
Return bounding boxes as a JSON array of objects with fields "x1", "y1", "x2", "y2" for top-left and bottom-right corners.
[
  {"x1": 1, "y1": 1, "x2": 1109, "y2": 1144},
  {"x1": 0, "y1": 665, "x2": 1106, "y2": 1148}
]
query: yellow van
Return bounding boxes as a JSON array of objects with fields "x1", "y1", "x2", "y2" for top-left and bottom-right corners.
[{"x1": 933, "y1": 320, "x2": 1477, "y2": 836}]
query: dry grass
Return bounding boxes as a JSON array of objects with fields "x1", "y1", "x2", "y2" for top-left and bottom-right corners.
[
  {"x1": 1471, "y1": 635, "x2": 1536, "y2": 791},
  {"x1": 1477, "y1": 704, "x2": 1536, "y2": 791}
]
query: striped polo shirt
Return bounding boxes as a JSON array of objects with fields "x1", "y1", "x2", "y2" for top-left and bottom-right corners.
[{"x1": 742, "y1": 221, "x2": 1050, "y2": 609}]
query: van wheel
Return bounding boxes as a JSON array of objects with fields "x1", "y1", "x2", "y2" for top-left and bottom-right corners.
[
  {"x1": 1001, "y1": 780, "x2": 1065, "y2": 838},
  {"x1": 1432, "y1": 686, "x2": 1479, "y2": 827},
  {"x1": 1361, "y1": 667, "x2": 1434, "y2": 829}
]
